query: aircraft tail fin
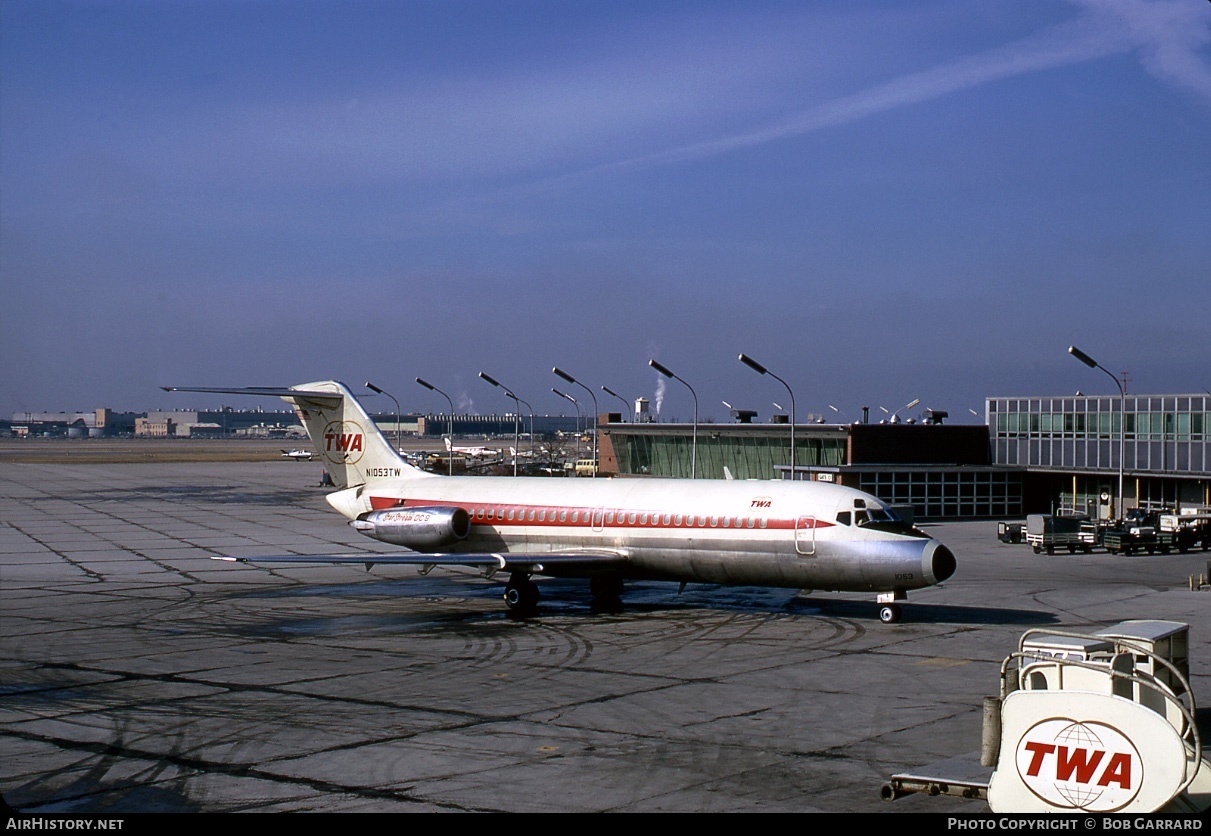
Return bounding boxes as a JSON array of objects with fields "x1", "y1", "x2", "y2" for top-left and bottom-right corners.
[{"x1": 162, "y1": 382, "x2": 433, "y2": 489}]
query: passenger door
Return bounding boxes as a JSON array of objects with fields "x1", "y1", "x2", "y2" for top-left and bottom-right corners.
[{"x1": 795, "y1": 516, "x2": 817, "y2": 556}]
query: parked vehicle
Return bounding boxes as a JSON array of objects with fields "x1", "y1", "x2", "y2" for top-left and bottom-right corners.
[
  {"x1": 1158, "y1": 511, "x2": 1211, "y2": 553},
  {"x1": 1103, "y1": 508, "x2": 1172, "y2": 555},
  {"x1": 997, "y1": 521, "x2": 1023, "y2": 544},
  {"x1": 1025, "y1": 514, "x2": 1096, "y2": 554}
]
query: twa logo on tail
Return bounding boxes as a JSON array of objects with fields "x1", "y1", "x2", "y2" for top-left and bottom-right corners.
[{"x1": 322, "y1": 421, "x2": 365, "y2": 464}]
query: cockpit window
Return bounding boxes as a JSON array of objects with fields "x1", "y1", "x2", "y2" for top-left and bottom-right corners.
[
  {"x1": 854, "y1": 504, "x2": 922, "y2": 535},
  {"x1": 861, "y1": 506, "x2": 899, "y2": 524},
  {"x1": 836, "y1": 511, "x2": 851, "y2": 526}
]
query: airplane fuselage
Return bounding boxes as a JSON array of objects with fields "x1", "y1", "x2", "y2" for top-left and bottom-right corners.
[{"x1": 326, "y1": 473, "x2": 955, "y2": 594}]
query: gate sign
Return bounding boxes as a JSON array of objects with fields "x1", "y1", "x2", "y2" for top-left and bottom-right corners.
[{"x1": 1015, "y1": 718, "x2": 1141, "y2": 811}]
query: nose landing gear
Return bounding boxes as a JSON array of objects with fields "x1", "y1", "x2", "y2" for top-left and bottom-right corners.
[{"x1": 877, "y1": 590, "x2": 906, "y2": 623}]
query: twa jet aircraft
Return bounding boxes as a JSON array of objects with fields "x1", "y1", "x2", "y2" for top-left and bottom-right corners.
[{"x1": 165, "y1": 381, "x2": 956, "y2": 623}]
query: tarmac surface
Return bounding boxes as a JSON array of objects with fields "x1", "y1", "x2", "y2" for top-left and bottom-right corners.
[{"x1": 2, "y1": 454, "x2": 1209, "y2": 813}]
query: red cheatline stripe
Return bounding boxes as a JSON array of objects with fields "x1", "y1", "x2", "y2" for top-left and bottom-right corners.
[{"x1": 367, "y1": 496, "x2": 833, "y2": 531}]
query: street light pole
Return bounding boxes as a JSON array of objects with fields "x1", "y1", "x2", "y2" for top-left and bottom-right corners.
[
  {"x1": 480, "y1": 372, "x2": 521, "y2": 476},
  {"x1": 1068, "y1": 345, "x2": 1126, "y2": 521},
  {"x1": 553, "y1": 368, "x2": 598, "y2": 477},
  {"x1": 415, "y1": 377, "x2": 454, "y2": 476},
  {"x1": 515, "y1": 395, "x2": 535, "y2": 467},
  {"x1": 739, "y1": 353, "x2": 795, "y2": 479},
  {"x1": 365, "y1": 382, "x2": 401, "y2": 453},
  {"x1": 649, "y1": 359, "x2": 697, "y2": 479},
  {"x1": 601, "y1": 386, "x2": 631, "y2": 422},
  {"x1": 552, "y1": 388, "x2": 582, "y2": 464}
]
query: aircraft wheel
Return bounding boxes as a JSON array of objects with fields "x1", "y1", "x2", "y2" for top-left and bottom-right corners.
[
  {"x1": 878, "y1": 604, "x2": 902, "y2": 624},
  {"x1": 504, "y1": 579, "x2": 539, "y2": 612}
]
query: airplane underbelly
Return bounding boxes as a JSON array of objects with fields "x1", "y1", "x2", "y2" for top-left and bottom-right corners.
[{"x1": 631, "y1": 536, "x2": 941, "y2": 592}]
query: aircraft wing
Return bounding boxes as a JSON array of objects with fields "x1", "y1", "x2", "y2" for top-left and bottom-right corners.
[
  {"x1": 163, "y1": 385, "x2": 342, "y2": 402},
  {"x1": 211, "y1": 549, "x2": 627, "y2": 576}
]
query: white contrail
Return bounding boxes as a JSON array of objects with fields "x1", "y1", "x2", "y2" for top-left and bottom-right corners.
[{"x1": 575, "y1": 0, "x2": 1210, "y2": 178}]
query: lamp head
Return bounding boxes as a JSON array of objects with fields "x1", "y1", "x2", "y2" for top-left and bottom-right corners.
[
  {"x1": 649, "y1": 359, "x2": 674, "y2": 378},
  {"x1": 738, "y1": 353, "x2": 768, "y2": 375},
  {"x1": 1068, "y1": 345, "x2": 1097, "y2": 368}
]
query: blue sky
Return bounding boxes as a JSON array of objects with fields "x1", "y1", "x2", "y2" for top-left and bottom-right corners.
[{"x1": 2, "y1": 0, "x2": 1209, "y2": 423}]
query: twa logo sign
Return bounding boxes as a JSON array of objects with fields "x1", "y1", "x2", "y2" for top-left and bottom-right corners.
[
  {"x1": 1015, "y1": 718, "x2": 1141, "y2": 812},
  {"x1": 321, "y1": 420, "x2": 365, "y2": 464}
]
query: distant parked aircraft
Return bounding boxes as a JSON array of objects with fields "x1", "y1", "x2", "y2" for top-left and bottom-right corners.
[{"x1": 444, "y1": 437, "x2": 500, "y2": 458}]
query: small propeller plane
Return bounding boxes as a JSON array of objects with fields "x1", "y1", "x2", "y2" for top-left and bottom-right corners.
[
  {"x1": 166, "y1": 381, "x2": 956, "y2": 622},
  {"x1": 443, "y1": 437, "x2": 501, "y2": 458}
]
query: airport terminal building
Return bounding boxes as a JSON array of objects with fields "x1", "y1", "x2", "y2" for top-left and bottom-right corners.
[
  {"x1": 988, "y1": 393, "x2": 1211, "y2": 518},
  {"x1": 599, "y1": 392, "x2": 1211, "y2": 521},
  {"x1": 599, "y1": 419, "x2": 1020, "y2": 520}
]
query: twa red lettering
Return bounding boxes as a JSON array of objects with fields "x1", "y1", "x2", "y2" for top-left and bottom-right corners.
[
  {"x1": 325, "y1": 433, "x2": 363, "y2": 453},
  {"x1": 1022, "y1": 741, "x2": 1131, "y2": 789},
  {"x1": 1024, "y1": 742, "x2": 1055, "y2": 776},
  {"x1": 1098, "y1": 753, "x2": 1132, "y2": 789}
]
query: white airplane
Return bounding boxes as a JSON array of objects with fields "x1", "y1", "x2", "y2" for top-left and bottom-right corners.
[
  {"x1": 280, "y1": 448, "x2": 314, "y2": 461},
  {"x1": 165, "y1": 381, "x2": 956, "y2": 623},
  {"x1": 444, "y1": 437, "x2": 500, "y2": 458}
]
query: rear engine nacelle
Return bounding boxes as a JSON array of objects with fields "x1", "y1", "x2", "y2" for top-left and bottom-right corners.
[{"x1": 352, "y1": 506, "x2": 471, "y2": 548}]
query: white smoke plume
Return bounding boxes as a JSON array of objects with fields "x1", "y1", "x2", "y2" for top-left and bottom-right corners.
[{"x1": 654, "y1": 377, "x2": 666, "y2": 417}]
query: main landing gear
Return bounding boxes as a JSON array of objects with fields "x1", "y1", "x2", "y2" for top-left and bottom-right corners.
[
  {"x1": 504, "y1": 573, "x2": 540, "y2": 614},
  {"x1": 502, "y1": 574, "x2": 627, "y2": 615}
]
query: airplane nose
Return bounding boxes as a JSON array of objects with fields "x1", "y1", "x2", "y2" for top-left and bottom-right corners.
[{"x1": 925, "y1": 541, "x2": 957, "y2": 583}]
